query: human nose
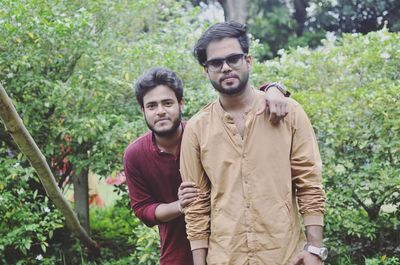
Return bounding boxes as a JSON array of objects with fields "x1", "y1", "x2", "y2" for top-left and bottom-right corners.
[
  {"x1": 220, "y1": 60, "x2": 232, "y2": 72},
  {"x1": 156, "y1": 105, "x2": 166, "y2": 115}
]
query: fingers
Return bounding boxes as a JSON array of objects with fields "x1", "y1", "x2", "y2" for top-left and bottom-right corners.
[
  {"x1": 179, "y1": 192, "x2": 199, "y2": 208},
  {"x1": 180, "y1": 188, "x2": 200, "y2": 197},
  {"x1": 270, "y1": 113, "x2": 279, "y2": 125},
  {"x1": 178, "y1": 182, "x2": 200, "y2": 208},
  {"x1": 289, "y1": 253, "x2": 302, "y2": 265},
  {"x1": 179, "y1": 181, "x2": 197, "y2": 189},
  {"x1": 179, "y1": 193, "x2": 198, "y2": 203},
  {"x1": 268, "y1": 101, "x2": 277, "y2": 120},
  {"x1": 282, "y1": 102, "x2": 289, "y2": 117},
  {"x1": 267, "y1": 102, "x2": 289, "y2": 125},
  {"x1": 178, "y1": 182, "x2": 198, "y2": 196}
]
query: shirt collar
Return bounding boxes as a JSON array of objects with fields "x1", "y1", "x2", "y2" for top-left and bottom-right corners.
[{"x1": 214, "y1": 88, "x2": 264, "y2": 122}]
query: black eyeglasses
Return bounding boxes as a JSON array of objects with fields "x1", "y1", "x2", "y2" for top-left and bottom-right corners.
[{"x1": 204, "y1": 53, "x2": 247, "y2": 72}]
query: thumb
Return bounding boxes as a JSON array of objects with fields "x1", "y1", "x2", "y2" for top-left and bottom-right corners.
[
  {"x1": 256, "y1": 102, "x2": 268, "y2": 116},
  {"x1": 289, "y1": 253, "x2": 303, "y2": 265}
]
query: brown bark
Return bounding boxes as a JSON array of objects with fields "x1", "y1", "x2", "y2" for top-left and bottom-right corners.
[
  {"x1": 0, "y1": 83, "x2": 99, "y2": 254},
  {"x1": 218, "y1": 0, "x2": 248, "y2": 23},
  {"x1": 73, "y1": 168, "x2": 90, "y2": 232},
  {"x1": 293, "y1": 0, "x2": 309, "y2": 36}
]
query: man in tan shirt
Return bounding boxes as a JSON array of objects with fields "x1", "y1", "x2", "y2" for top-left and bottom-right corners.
[{"x1": 180, "y1": 21, "x2": 327, "y2": 265}]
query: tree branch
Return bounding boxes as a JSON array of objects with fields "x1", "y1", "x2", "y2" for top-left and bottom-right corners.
[
  {"x1": 0, "y1": 83, "x2": 99, "y2": 254},
  {"x1": 352, "y1": 192, "x2": 369, "y2": 212}
]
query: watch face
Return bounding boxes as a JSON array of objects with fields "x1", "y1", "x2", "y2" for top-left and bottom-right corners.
[{"x1": 320, "y1": 248, "x2": 328, "y2": 261}]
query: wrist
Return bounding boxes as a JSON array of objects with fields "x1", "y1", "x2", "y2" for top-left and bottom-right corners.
[
  {"x1": 305, "y1": 224, "x2": 323, "y2": 247},
  {"x1": 177, "y1": 200, "x2": 183, "y2": 214},
  {"x1": 259, "y1": 82, "x2": 290, "y2": 97},
  {"x1": 304, "y1": 244, "x2": 328, "y2": 261}
]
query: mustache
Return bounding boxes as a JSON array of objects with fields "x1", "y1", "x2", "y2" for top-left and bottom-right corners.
[
  {"x1": 220, "y1": 74, "x2": 239, "y2": 82},
  {"x1": 155, "y1": 118, "x2": 170, "y2": 123}
]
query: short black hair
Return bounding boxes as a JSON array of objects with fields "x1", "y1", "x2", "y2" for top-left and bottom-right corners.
[
  {"x1": 193, "y1": 21, "x2": 249, "y2": 66},
  {"x1": 135, "y1": 67, "x2": 183, "y2": 108}
]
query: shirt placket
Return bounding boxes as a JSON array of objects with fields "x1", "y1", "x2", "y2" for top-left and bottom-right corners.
[
  {"x1": 223, "y1": 113, "x2": 243, "y2": 145},
  {"x1": 242, "y1": 111, "x2": 257, "y2": 263}
]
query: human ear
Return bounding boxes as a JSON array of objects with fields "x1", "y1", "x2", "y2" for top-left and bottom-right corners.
[
  {"x1": 179, "y1": 99, "x2": 185, "y2": 113},
  {"x1": 246, "y1": 55, "x2": 253, "y2": 66}
]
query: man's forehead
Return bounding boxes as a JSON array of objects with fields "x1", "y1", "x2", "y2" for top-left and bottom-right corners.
[
  {"x1": 144, "y1": 97, "x2": 176, "y2": 103},
  {"x1": 143, "y1": 86, "x2": 178, "y2": 103},
  {"x1": 206, "y1": 38, "x2": 242, "y2": 59}
]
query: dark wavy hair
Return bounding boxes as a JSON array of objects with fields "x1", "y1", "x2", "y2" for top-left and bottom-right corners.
[
  {"x1": 135, "y1": 67, "x2": 183, "y2": 108},
  {"x1": 193, "y1": 21, "x2": 249, "y2": 66}
]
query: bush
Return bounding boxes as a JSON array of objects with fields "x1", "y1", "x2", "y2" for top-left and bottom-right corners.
[
  {"x1": 0, "y1": 149, "x2": 64, "y2": 265},
  {"x1": 365, "y1": 256, "x2": 400, "y2": 265},
  {"x1": 89, "y1": 203, "x2": 160, "y2": 265},
  {"x1": 252, "y1": 29, "x2": 400, "y2": 264}
]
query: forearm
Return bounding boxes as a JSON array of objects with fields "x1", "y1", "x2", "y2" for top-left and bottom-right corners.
[
  {"x1": 305, "y1": 225, "x2": 323, "y2": 247},
  {"x1": 181, "y1": 125, "x2": 212, "y2": 243},
  {"x1": 291, "y1": 103, "x2": 325, "y2": 218},
  {"x1": 154, "y1": 200, "x2": 182, "y2": 223},
  {"x1": 192, "y1": 248, "x2": 207, "y2": 265}
]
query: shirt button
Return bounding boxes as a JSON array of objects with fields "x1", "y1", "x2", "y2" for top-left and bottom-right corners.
[{"x1": 246, "y1": 203, "x2": 250, "y2": 208}]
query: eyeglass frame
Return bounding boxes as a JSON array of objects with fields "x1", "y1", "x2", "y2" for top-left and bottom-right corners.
[{"x1": 203, "y1": 53, "x2": 248, "y2": 72}]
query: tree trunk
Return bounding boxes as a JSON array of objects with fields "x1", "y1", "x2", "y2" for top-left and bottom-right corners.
[
  {"x1": 293, "y1": 0, "x2": 309, "y2": 36},
  {"x1": 0, "y1": 83, "x2": 99, "y2": 254},
  {"x1": 73, "y1": 167, "x2": 90, "y2": 232},
  {"x1": 218, "y1": 0, "x2": 248, "y2": 23}
]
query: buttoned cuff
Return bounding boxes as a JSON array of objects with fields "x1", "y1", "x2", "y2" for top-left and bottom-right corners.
[
  {"x1": 303, "y1": 214, "x2": 324, "y2": 226},
  {"x1": 190, "y1": 238, "x2": 209, "y2": 251}
]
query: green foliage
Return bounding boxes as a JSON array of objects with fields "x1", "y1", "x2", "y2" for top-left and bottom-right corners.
[
  {"x1": 248, "y1": 0, "x2": 296, "y2": 59},
  {"x1": 246, "y1": 0, "x2": 400, "y2": 59},
  {"x1": 252, "y1": 29, "x2": 400, "y2": 263},
  {"x1": 0, "y1": 148, "x2": 64, "y2": 264},
  {"x1": 0, "y1": 193, "x2": 160, "y2": 265},
  {"x1": 0, "y1": 0, "x2": 204, "y2": 263},
  {"x1": 365, "y1": 256, "x2": 400, "y2": 265},
  {"x1": 313, "y1": 0, "x2": 400, "y2": 33},
  {"x1": 89, "y1": 205, "x2": 159, "y2": 265},
  {"x1": 2, "y1": 0, "x2": 399, "y2": 264},
  {"x1": 0, "y1": 0, "x2": 212, "y2": 176}
]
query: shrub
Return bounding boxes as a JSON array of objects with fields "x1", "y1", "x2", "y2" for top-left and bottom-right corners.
[
  {"x1": 252, "y1": 29, "x2": 400, "y2": 264},
  {"x1": 0, "y1": 149, "x2": 64, "y2": 265}
]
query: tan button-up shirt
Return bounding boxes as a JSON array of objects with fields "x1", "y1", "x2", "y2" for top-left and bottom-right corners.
[{"x1": 180, "y1": 90, "x2": 325, "y2": 265}]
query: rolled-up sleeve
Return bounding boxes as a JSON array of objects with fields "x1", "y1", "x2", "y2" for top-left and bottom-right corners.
[
  {"x1": 180, "y1": 123, "x2": 211, "y2": 250},
  {"x1": 290, "y1": 103, "x2": 326, "y2": 226},
  {"x1": 124, "y1": 153, "x2": 161, "y2": 227}
]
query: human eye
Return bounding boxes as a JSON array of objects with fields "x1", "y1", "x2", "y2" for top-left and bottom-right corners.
[
  {"x1": 227, "y1": 54, "x2": 243, "y2": 64},
  {"x1": 146, "y1": 103, "x2": 157, "y2": 110},
  {"x1": 164, "y1": 101, "x2": 174, "y2": 107},
  {"x1": 207, "y1": 59, "x2": 223, "y2": 69}
]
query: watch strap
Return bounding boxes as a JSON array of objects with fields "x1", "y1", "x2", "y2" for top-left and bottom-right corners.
[
  {"x1": 259, "y1": 82, "x2": 291, "y2": 97},
  {"x1": 304, "y1": 244, "x2": 328, "y2": 261}
]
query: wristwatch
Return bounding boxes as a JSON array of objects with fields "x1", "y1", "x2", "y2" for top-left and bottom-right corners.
[
  {"x1": 304, "y1": 244, "x2": 328, "y2": 261},
  {"x1": 259, "y1": 82, "x2": 291, "y2": 97}
]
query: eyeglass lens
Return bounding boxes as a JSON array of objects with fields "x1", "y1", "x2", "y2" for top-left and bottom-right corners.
[{"x1": 206, "y1": 54, "x2": 245, "y2": 72}]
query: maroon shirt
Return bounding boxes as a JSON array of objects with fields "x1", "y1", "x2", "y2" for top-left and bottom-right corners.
[{"x1": 123, "y1": 125, "x2": 193, "y2": 265}]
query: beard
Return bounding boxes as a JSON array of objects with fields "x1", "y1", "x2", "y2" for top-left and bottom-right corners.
[
  {"x1": 145, "y1": 111, "x2": 182, "y2": 138},
  {"x1": 210, "y1": 71, "x2": 249, "y2": 95}
]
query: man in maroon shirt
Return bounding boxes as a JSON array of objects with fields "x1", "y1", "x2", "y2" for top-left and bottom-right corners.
[{"x1": 124, "y1": 67, "x2": 289, "y2": 264}]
